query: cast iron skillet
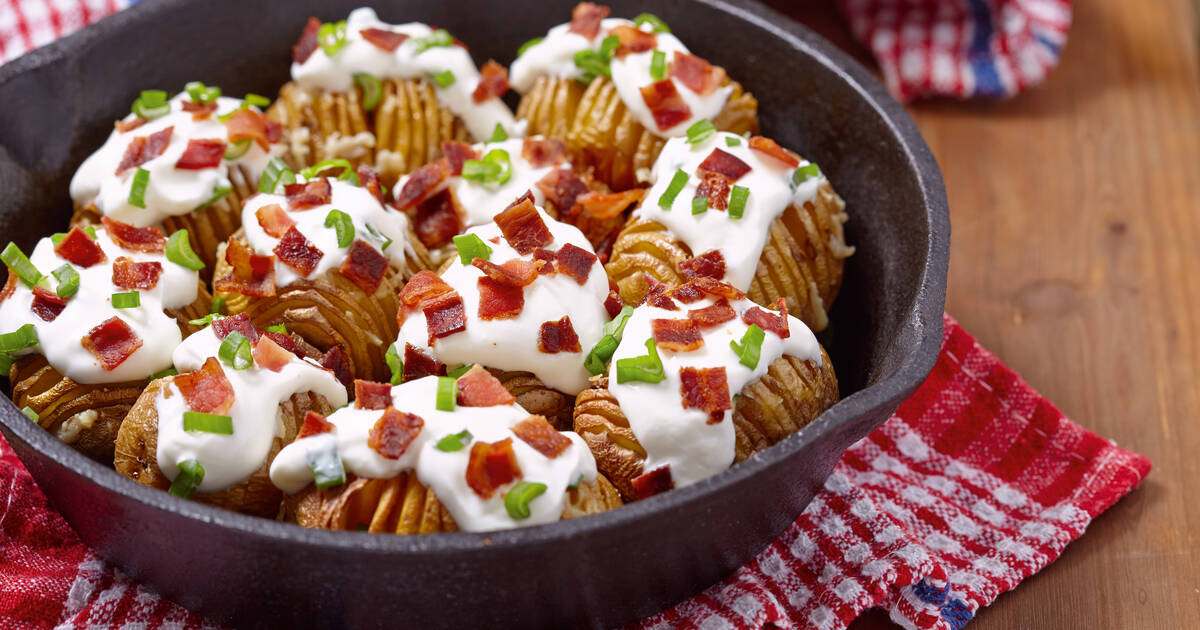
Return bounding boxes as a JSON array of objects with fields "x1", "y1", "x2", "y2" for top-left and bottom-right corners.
[{"x1": 0, "y1": 0, "x2": 949, "y2": 627}]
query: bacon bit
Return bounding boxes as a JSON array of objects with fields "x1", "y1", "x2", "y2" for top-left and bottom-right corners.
[
  {"x1": 172, "y1": 357, "x2": 234, "y2": 414},
  {"x1": 687, "y1": 298, "x2": 736, "y2": 328},
  {"x1": 394, "y1": 160, "x2": 450, "y2": 210},
  {"x1": 354, "y1": 379, "x2": 393, "y2": 410},
  {"x1": 293, "y1": 16, "x2": 322, "y2": 63},
  {"x1": 679, "y1": 249, "x2": 726, "y2": 281},
  {"x1": 604, "y1": 290, "x2": 624, "y2": 318},
  {"x1": 412, "y1": 188, "x2": 463, "y2": 249},
  {"x1": 670, "y1": 51, "x2": 726, "y2": 96},
  {"x1": 403, "y1": 343, "x2": 445, "y2": 381},
  {"x1": 748, "y1": 136, "x2": 800, "y2": 168},
  {"x1": 175, "y1": 139, "x2": 226, "y2": 170},
  {"x1": 357, "y1": 166, "x2": 385, "y2": 204},
  {"x1": 283, "y1": 178, "x2": 332, "y2": 210},
  {"x1": 111, "y1": 257, "x2": 163, "y2": 290},
  {"x1": 538, "y1": 316, "x2": 581, "y2": 353},
  {"x1": 181, "y1": 100, "x2": 218, "y2": 121},
  {"x1": 694, "y1": 172, "x2": 731, "y2": 211},
  {"x1": 568, "y1": 2, "x2": 610, "y2": 40},
  {"x1": 532, "y1": 248, "x2": 557, "y2": 275},
  {"x1": 424, "y1": 291, "x2": 466, "y2": 343},
  {"x1": 554, "y1": 243, "x2": 596, "y2": 285},
  {"x1": 512, "y1": 415, "x2": 572, "y2": 458},
  {"x1": 650, "y1": 319, "x2": 704, "y2": 352},
  {"x1": 101, "y1": 217, "x2": 165, "y2": 253},
  {"x1": 251, "y1": 334, "x2": 293, "y2": 372},
  {"x1": 339, "y1": 240, "x2": 389, "y2": 295},
  {"x1": 0, "y1": 273, "x2": 17, "y2": 306},
  {"x1": 211, "y1": 313, "x2": 259, "y2": 342},
  {"x1": 30, "y1": 287, "x2": 67, "y2": 322},
  {"x1": 632, "y1": 465, "x2": 674, "y2": 499},
  {"x1": 495, "y1": 194, "x2": 553, "y2": 254},
  {"x1": 575, "y1": 189, "x2": 644, "y2": 220},
  {"x1": 521, "y1": 138, "x2": 567, "y2": 168},
  {"x1": 742, "y1": 297, "x2": 791, "y2": 339},
  {"x1": 368, "y1": 408, "x2": 424, "y2": 459},
  {"x1": 115, "y1": 127, "x2": 173, "y2": 174},
  {"x1": 477, "y1": 276, "x2": 524, "y2": 321},
  {"x1": 260, "y1": 331, "x2": 303, "y2": 359},
  {"x1": 398, "y1": 270, "x2": 453, "y2": 307},
  {"x1": 680, "y1": 366, "x2": 731, "y2": 423},
  {"x1": 534, "y1": 168, "x2": 587, "y2": 214},
  {"x1": 298, "y1": 410, "x2": 336, "y2": 439},
  {"x1": 214, "y1": 237, "x2": 276, "y2": 298},
  {"x1": 640, "y1": 80, "x2": 692, "y2": 132},
  {"x1": 320, "y1": 345, "x2": 354, "y2": 388},
  {"x1": 442, "y1": 141, "x2": 479, "y2": 176},
  {"x1": 677, "y1": 276, "x2": 746, "y2": 301},
  {"x1": 359, "y1": 27, "x2": 409, "y2": 51},
  {"x1": 642, "y1": 274, "x2": 677, "y2": 311},
  {"x1": 273, "y1": 227, "x2": 324, "y2": 277},
  {"x1": 472, "y1": 258, "x2": 540, "y2": 287},
  {"x1": 698, "y1": 148, "x2": 752, "y2": 182},
  {"x1": 266, "y1": 121, "x2": 283, "y2": 144},
  {"x1": 225, "y1": 108, "x2": 274, "y2": 151},
  {"x1": 255, "y1": 204, "x2": 295, "y2": 238},
  {"x1": 594, "y1": 224, "x2": 621, "y2": 264},
  {"x1": 455, "y1": 364, "x2": 516, "y2": 407},
  {"x1": 53, "y1": 227, "x2": 106, "y2": 267},
  {"x1": 472, "y1": 60, "x2": 510, "y2": 104},
  {"x1": 114, "y1": 117, "x2": 147, "y2": 133},
  {"x1": 465, "y1": 438, "x2": 522, "y2": 499},
  {"x1": 610, "y1": 24, "x2": 656, "y2": 58}
]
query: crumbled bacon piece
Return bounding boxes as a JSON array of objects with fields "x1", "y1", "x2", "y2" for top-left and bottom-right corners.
[
  {"x1": 670, "y1": 51, "x2": 726, "y2": 96},
  {"x1": 694, "y1": 173, "x2": 731, "y2": 211},
  {"x1": 298, "y1": 410, "x2": 336, "y2": 439},
  {"x1": 604, "y1": 290, "x2": 624, "y2": 318},
  {"x1": 211, "y1": 313, "x2": 259, "y2": 343},
  {"x1": 273, "y1": 227, "x2": 324, "y2": 277},
  {"x1": 465, "y1": 438, "x2": 522, "y2": 499},
  {"x1": 181, "y1": 100, "x2": 218, "y2": 121},
  {"x1": 266, "y1": 121, "x2": 282, "y2": 144},
  {"x1": 320, "y1": 345, "x2": 354, "y2": 388},
  {"x1": 339, "y1": 240, "x2": 389, "y2": 295},
  {"x1": 225, "y1": 108, "x2": 275, "y2": 151},
  {"x1": 748, "y1": 136, "x2": 800, "y2": 168},
  {"x1": 680, "y1": 366, "x2": 731, "y2": 424},
  {"x1": 359, "y1": 27, "x2": 408, "y2": 51},
  {"x1": 214, "y1": 237, "x2": 276, "y2": 298},
  {"x1": 101, "y1": 217, "x2": 165, "y2": 253},
  {"x1": 567, "y1": 2, "x2": 610, "y2": 39},
  {"x1": 742, "y1": 297, "x2": 791, "y2": 338},
  {"x1": 424, "y1": 291, "x2": 466, "y2": 343},
  {"x1": 30, "y1": 287, "x2": 67, "y2": 322},
  {"x1": 354, "y1": 379, "x2": 393, "y2": 410},
  {"x1": 671, "y1": 283, "x2": 704, "y2": 304},
  {"x1": 575, "y1": 189, "x2": 644, "y2": 220},
  {"x1": 111, "y1": 257, "x2": 163, "y2": 290},
  {"x1": 495, "y1": 194, "x2": 553, "y2": 254},
  {"x1": 403, "y1": 343, "x2": 445, "y2": 381},
  {"x1": 251, "y1": 334, "x2": 292, "y2": 372},
  {"x1": 357, "y1": 166, "x2": 385, "y2": 204},
  {"x1": 534, "y1": 168, "x2": 588, "y2": 214},
  {"x1": 114, "y1": 118, "x2": 147, "y2": 133},
  {"x1": 640, "y1": 80, "x2": 692, "y2": 131},
  {"x1": 650, "y1": 319, "x2": 704, "y2": 352},
  {"x1": 368, "y1": 408, "x2": 424, "y2": 459},
  {"x1": 532, "y1": 248, "x2": 557, "y2": 275},
  {"x1": 477, "y1": 277, "x2": 524, "y2": 321},
  {"x1": 442, "y1": 141, "x2": 479, "y2": 176},
  {"x1": 642, "y1": 274, "x2": 677, "y2": 310},
  {"x1": 632, "y1": 465, "x2": 674, "y2": 499},
  {"x1": 260, "y1": 331, "x2": 303, "y2": 359},
  {"x1": 472, "y1": 60, "x2": 510, "y2": 104},
  {"x1": 283, "y1": 178, "x2": 332, "y2": 210},
  {"x1": 700, "y1": 147, "x2": 751, "y2": 181},
  {"x1": 414, "y1": 188, "x2": 463, "y2": 249},
  {"x1": 455, "y1": 364, "x2": 515, "y2": 407},
  {"x1": 538, "y1": 317, "x2": 581, "y2": 353},
  {"x1": 393, "y1": 160, "x2": 450, "y2": 210},
  {"x1": 293, "y1": 17, "x2": 322, "y2": 63},
  {"x1": 0, "y1": 274, "x2": 14, "y2": 305},
  {"x1": 610, "y1": 24, "x2": 656, "y2": 58},
  {"x1": 555, "y1": 243, "x2": 596, "y2": 285},
  {"x1": 472, "y1": 258, "x2": 540, "y2": 287},
  {"x1": 115, "y1": 127, "x2": 173, "y2": 175},
  {"x1": 521, "y1": 138, "x2": 567, "y2": 168},
  {"x1": 688, "y1": 298, "x2": 736, "y2": 328},
  {"x1": 398, "y1": 270, "x2": 453, "y2": 307},
  {"x1": 53, "y1": 227, "x2": 106, "y2": 267},
  {"x1": 677, "y1": 277, "x2": 745, "y2": 301},
  {"x1": 174, "y1": 139, "x2": 225, "y2": 170},
  {"x1": 255, "y1": 203, "x2": 295, "y2": 238},
  {"x1": 172, "y1": 357, "x2": 234, "y2": 414},
  {"x1": 679, "y1": 249, "x2": 726, "y2": 281},
  {"x1": 512, "y1": 415, "x2": 572, "y2": 458}
]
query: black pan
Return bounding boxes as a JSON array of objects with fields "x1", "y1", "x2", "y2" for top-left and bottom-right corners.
[{"x1": 0, "y1": 0, "x2": 949, "y2": 627}]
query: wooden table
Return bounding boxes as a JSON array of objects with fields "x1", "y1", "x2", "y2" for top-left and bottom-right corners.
[{"x1": 765, "y1": 0, "x2": 1200, "y2": 627}]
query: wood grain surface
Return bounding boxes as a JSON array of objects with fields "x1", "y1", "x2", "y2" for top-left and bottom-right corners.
[{"x1": 763, "y1": 0, "x2": 1200, "y2": 627}]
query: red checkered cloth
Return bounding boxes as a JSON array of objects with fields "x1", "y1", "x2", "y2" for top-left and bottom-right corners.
[{"x1": 0, "y1": 315, "x2": 1149, "y2": 629}]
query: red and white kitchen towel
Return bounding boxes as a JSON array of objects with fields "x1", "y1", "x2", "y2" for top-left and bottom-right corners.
[{"x1": 0, "y1": 315, "x2": 1150, "y2": 629}]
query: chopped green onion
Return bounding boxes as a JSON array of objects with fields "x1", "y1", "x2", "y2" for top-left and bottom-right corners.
[
  {"x1": 194, "y1": 183, "x2": 232, "y2": 211},
  {"x1": 1, "y1": 243, "x2": 43, "y2": 288},
  {"x1": 131, "y1": 89, "x2": 170, "y2": 120},
  {"x1": 504, "y1": 480, "x2": 547, "y2": 519},
  {"x1": 317, "y1": 20, "x2": 348, "y2": 57},
  {"x1": 111, "y1": 291, "x2": 140, "y2": 309},
  {"x1": 21, "y1": 406, "x2": 38, "y2": 422},
  {"x1": 447, "y1": 363, "x2": 475, "y2": 378},
  {"x1": 353, "y1": 72, "x2": 383, "y2": 111},
  {"x1": 728, "y1": 186, "x2": 749, "y2": 219},
  {"x1": 307, "y1": 448, "x2": 345, "y2": 489},
  {"x1": 461, "y1": 149, "x2": 512, "y2": 185},
  {"x1": 223, "y1": 138, "x2": 251, "y2": 160},
  {"x1": 599, "y1": 35, "x2": 620, "y2": 59},
  {"x1": 730, "y1": 324, "x2": 765, "y2": 369},
  {"x1": 300, "y1": 158, "x2": 358, "y2": 185},
  {"x1": 210, "y1": 296, "x2": 225, "y2": 315},
  {"x1": 691, "y1": 196, "x2": 708, "y2": 215},
  {"x1": 264, "y1": 324, "x2": 287, "y2": 334},
  {"x1": 324, "y1": 209, "x2": 356, "y2": 248},
  {"x1": 650, "y1": 50, "x2": 666, "y2": 81},
  {"x1": 517, "y1": 36, "x2": 543, "y2": 57},
  {"x1": 453, "y1": 233, "x2": 492, "y2": 265},
  {"x1": 633, "y1": 13, "x2": 671, "y2": 33},
  {"x1": 50, "y1": 233, "x2": 66, "y2": 246},
  {"x1": 84, "y1": 226, "x2": 97, "y2": 239},
  {"x1": 435, "y1": 429, "x2": 473, "y2": 452},
  {"x1": 129, "y1": 168, "x2": 150, "y2": 209},
  {"x1": 51, "y1": 264, "x2": 79, "y2": 299},
  {"x1": 584, "y1": 305, "x2": 633, "y2": 375},
  {"x1": 436, "y1": 376, "x2": 456, "y2": 412},
  {"x1": 0, "y1": 354, "x2": 11, "y2": 376},
  {"x1": 183, "y1": 411, "x2": 234, "y2": 435},
  {"x1": 244, "y1": 93, "x2": 270, "y2": 108},
  {"x1": 218, "y1": 330, "x2": 252, "y2": 370},
  {"x1": 431, "y1": 69, "x2": 456, "y2": 88},
  {"x1": 573, "y1": 49, "x2": 610, "y2": 81},
  {"x1": 259, "y1": 158, "x2": 296, "y2": 194},
  {"x1": 603, "y1": 305, "x2": 635, "y2": 338},
  {"x1": 726, "y1": 136, "x2": 742, "y2": 147},
  {"x1": 149, "y1": 367, "x2": 178, "y2": 380},
  {"x1": 184, "y1": 81, "x2": 221, "y2": 104},
  {"x1": 658, "y1": 169, "x2": 688, "y2": 209},
  {"x1": 792, "y1": 163, "x2": 822, "y2": 186},
  {"x1": 488, "y1": 123, "x2": 508, "y2": 143},
  {"x1": 0, "y1": 324, "x2": 38, "y2": 354},
  {"x1": 686, "y1": 119, "x2": 716, "y2": 146},
  {"x1": 165, "y1": 230, "x2": 205, "y2": 271},
  {"x1": 168, "y1": 459, "x2": 204, "y2": 498},
  {"x1": 385, "y1": 343, "x2": 403, "y2": 385},
  {"x1": 363, "y1": 223, "x2": 393, "y2": 252},
  {"x1": 412, "y1": 28, "x2": 453, "y2": 53},
  {"x1": 188, "y1": 313, "x2": 223, "y2": 326},
  {"x1": 615, "y1": 339, "x2": 665, "y2": 384}
]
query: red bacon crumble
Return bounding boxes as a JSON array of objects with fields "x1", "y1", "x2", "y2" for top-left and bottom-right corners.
[
  {"x1": 640, "y1": 80, "x2": 692, "y2": 132},
  {"x1": 403, "y1": 343, "x2": 446, "y2": 381},
  {"x1": 298, "y1": 410, "x2": 336, "y2": 439},
  {"x1": 394, "y1": 160, "x2": 450, "y2": 210},
  {"x1": 604, "y1": 290, "x2": 624, "y2": 318},
  {"x1": 698, "y1": 148, "x2": 751, "y2": 182},
  {"x1": 293, "y1": 17, "x2": 322, "y2": 63},
  {"x1": 181, "y1": 100, "x2": 218, "y2": 121},
  {"x1": 642, "y1": 274, "x2": 677, "y2": 311},
  {"x1": 465, "y1": 438, "x2": 522, "y2": 499},
  {"x1": 175, "y1": 139, "x2": 226, "y2": 170},
  {"x1": 680, "y1": 366, "x2": 731, "y2": 424},
  {"x1": 495, "y1": 195, "x2": 553, "y2": 254},
  {"x1": 688, "y1": 298, "x2": 736, "y2": 327},
  {"x1": 651, "y1": 319, "x2": 704, "y2": 352},
  {"x1": 283, "y1": 178, "x2": 332, "y2": 210},
  {"x1": 532, "y1": 248, "x2": 557, "y2": 275},
  {"x1": 472, "y1": 258, "x2": 540, "y2": 287},
  {"x1": 610, "y1": 24, "x2": 656, "y2": 58},
  {"x1": 567, "y1": 2, "x2": 610, "y2": 40},
  {"x1": 211, "y1": 313, "x2": 259, "y2": 342},
  {"x1": 357, "y1": 166, "x2": 385, "y2": 204},
  {"x1": 340, "y1": 240, "x2": 390, "y2": 295},
  {"x1": 534, "y1": 168, "x2": 587, "y2": 214},
  {"x1": 678, "y1": 277, "x2": 746, "y2": 302},
  {"x1": 413, "y1": 188, "x2": 464, "y2": 249},
  {"x1": 101, "y1": 217, "x2": 165, "y2": 253},
  {"x1": 575, "y1": 189, "x2": 644, "y2": 219},
  {"x1": 424, "y1": 291, "x2": 466, "y2": 343},
  {"x1": 251, "y1": 334, "x2": 293, "y2": 372},
  {"x1": 477, "y1": 277, "x2": 524, "y2": 321},
  {"x1": 0, "y1": 274, "x2": 14, "y2": 305},
  {"x1": 273, "y1": 227, "x2": 324, "y2": 277},
  {"x1": 694, "y1": 173, "x2": 731, "y2": 211},
  {"x1": 521, "y1": 138, "x2": 567, "y2": 168},
  {"x1": 748, "y1": 136, "x2": 800, "y2": 168},
  {"x1": 354, "y1": 379, "x2": 394, "y2": 410},
  {"x1": 260, "y1": 330, "x2": 303, "y2": 359},
  {"x1": 115, "y1": 118, "x2": 147, "y2": 133},
  {"x1": 53, "y1": 227, "x2": 106, "y2": 268},
  {"x1": 442, "y1": 141, "x2": 480, "y2": 176},
  {"x1": 632, "y1": 465, "x2": 675, "y2": 499},
  {"x1": 679, "y1": 249, "x2": 727, "y2": 281},
  {"x1": 111, "y1": 257, "x2": 163, "y2": 290},
  {"x1": 743, "y1": 297, "x2": 791, "y2": 338},
  {"x1": 225, "y1": 108, "x2": 275, "y2": 151},
  {"x1": 115, "y1": 127, "x2": 173, "y2": 175},
  {"x1": 255, "y1": 203, "x2": 295, "y2": 238},
  {"x1": 214, "y1": 237, "x2": 276, "y2": 298},
  {"x1": 670, "y1": 51, "x2": 726, "y2": 96},
  {"x1": 538, "y1": 316, "x2": 581, "y2": 353},
  {"x1": 368, "y1": 408, "x2": 425, "y2": 459},
  {"x1": 555, "y1": 243, "x2": 596, "y2": 285},
  {"x1": 359, "y1": 27, "x2": 409, "y2": 51},
  {"x1": 30, "y1": 287, "x2": 67, "y2": 322},
  {"x1": 399, "y1": 270, "x2": 453, "y2": 307},
  {"x1": 472, "y1": 60, "x2": 510, "y2": 104},
  {"x1": 320, "y1": 345, "x2": 354, "y2": 388},
  {"x1": 172, "y1": 357, "x2": 234, "y2": 414},
  {"x1": 455, "y1": 364, "x2": 516, "y2": 407},
  {"x1": 512, "y1": 415, "x2": 572, "y2": 458}
]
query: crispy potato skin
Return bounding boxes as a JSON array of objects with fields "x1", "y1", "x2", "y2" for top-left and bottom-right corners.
[
  {"x1": 573, "y1": 347, "x2": 838, "y2": 500},
  {"x1": 488, "y1": 369, "x2": 576, "y2": 432},
  {"x1": 114, "y1": 378, "x2": 336, "y2": 517}
]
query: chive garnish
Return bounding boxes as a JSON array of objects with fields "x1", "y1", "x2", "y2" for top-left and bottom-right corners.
[
  {"x1": 301, "y1": 158, "x2": 359, "y2": 184},
  {"x1": 435, "y1": 429, "x2": 473, "y2": 452},
  {"x1": 1, "y1": 243, "x2": 43, "y2": 288},
  {"x1": 210, "y1": 296, "x2": 226, "y2": 315},
  {"x1": 452, "y1": 233, "x2": 492, "y2": 265},
  {"x1": 792, "y1": 163, "x2": 822, "y2": 186},
  {"x1": 149, "y1": 367, "x2": 178, "y2": 380},
  {"x1": 431, "y1": 70, "x2": 456, "y2": 88},
  {"x1": 168, "y1": 459, "x2": 204, "y2": 498},
  {"x1": 184, "y1": 81, "x2": 221, "y2": 104},
  {"x1": 573, "y1": 49, "x2": 610, "y2": 82},
  {"x1": 21, "y1": 406, "x2": 38, "y2": 422},
  {"x1": 129, "y1": 168, "x2": 150, "y2": 209},
  {"x1": 353, "y1": 72, "x2": 383, "y2": 111},
  {"x1": 259, "y1": 158, "x2": 297, "y2": 194},
  {"x1": 584, "y1": 305, "x2": 633, "y2": 375},
  {"x1": 0, "y1": 324, "x2": 38, "y2": 354},
  {"x1": 385, "y1": 343, "x2": 403, "y2": 385},
  {"x1": 165, "y1": 230, "x2": 205, "y2": 271},
  {"x1": 188, "y1": 313, "x2": 223, "y2": 326},
  {"x1": 686, "y1": 119, "x2": 716, "y2": 146},
  {"x1": 488, "y1": 123, "x2": 508, "y2": 143},
  {"x1": 504, "y1": 481, "x2": 548, "y2": 519},
  {"x1": 52, "y1": 264, "x2": 79, "y2": 299},
  {"x1": 307, "y1": 448, "x2": 345, "y2": 489},
  {"x1": 317, "y1": 20, "x2": 348, "y2": 57},
  {"x1": 218, "y1": 330, "x2": 252, "y2": 370},
  {"x1": 363, "y1": 223, "x2": 393, "y2": 252},
  {"x1": 599, "y1": 35, "x2": 620, "y2": 59},
  {"x1": 517, "y1": 37, "x2": 543, "y2": 57},
  {"x1": 730, "y1": 324, "x2": 765, "y2": 369},
  {"x1": 615, "y1": 339, "x2": 665, "y2": 384},
  {"x1": 728, "y1": 186, "x2": 749, "y2": 219},
  {"x1": 436, "y1": 376, "x2": 456, "y2": 412},
  {"x1": 447, "y1": 363, "x2": 474, "y2": 378},
  {"x1": 264, "y1": 324, "x2": 287, "y2": 334},
  {"x1": 244, "y1": 93, "x2": 270, "y2": 108},
  {"x1": 111, "y1": 291, "x2": 140, "y2": 309},
  {"x1": 412, "y1": 28, "x2": 453, "y2": 53},
  {"x1": 650, "y1": 50, "x2": 666, "y2": 81},
  {"x1": 633, "y1": 13, "x2": 671, "y2": 33},
  {"x1": 183, "y1": 411, "x2": 234, "y2": 435},
  {"x1": 461, "y1": 149, "x2": 512, "y2": 185},
  {"x1": 658, "y1": 169, "x2": 688, "y2": 209},
  {"x1": 131, "y1": 90, "x2": 170, "y2": 120},
  {"x1": 691, "y1": 196, "x2": 708, "y2": 215},
  {"x1": 324, "y1": 209, "x2": 356, "y2": 248},
  {"x1": 726, "y1": 136, "x2": 742, "y2": 147},
  {"x1": 223, "y1": 138, "x2": 251, "y2": 160}
]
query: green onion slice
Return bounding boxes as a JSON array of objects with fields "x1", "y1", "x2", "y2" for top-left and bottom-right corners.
[
  {"x1": 584, "y1": 305, "x2": 634, "y2": 375},
  {"x1": 184, "y1": 81, "x2": 221, "y2": 104},
  {"x1": 168, "y1": 459, "x2": 205, "y2": 498},
  {"x1": 730, "y1": 324, "x2": 765, "y2": 369},
  {"x1": 317, "y1": 20, "x2": 348, "y2": 57},
  {"x1": 301, "y1": 158, "x2": 359, "y2": 184},
  {"x1": 129, "y1": 168, "x2": 151, "y2": 209},
  {"x1": 259, "y1": 157, "x2": 297, "y2": 194},
  {"x1": 691, "y1": 196, "x2": 708, "y2": 215},
  {"x1": 385, "y1": 343, "x2": 403, "y2": 385},
  {"x1": 165, "y1": 230, "x2": 205, "y2": 271},
  {"x1": 52, "y1": 264, "x2": 79, "y2": 299},
  {"x1": 447, "y1": 363, "x2": 475, "y2": 378},
  {"x1": 131, "y1": 89, "x2": 170, "y2": 120},
  {"x1": 435, "y1": 429, "x2": 473, "y2": 452},
  {"x1": 210, "y1": 296, "x2": 226, "y2": 315},
  {"x1": 2, "y1": 242, "x2": 43, "y2": 288},
  {"x1": 436, "y1": 376, "x2": 457, "y2": 411},
  {"x1": 264, "y1": 324, "x2": 287, "y2": 334},
  {"x1": 218, "y1": 330, "x2": 252, "y2": 370},
  {"x1": 324, "y1": 209, "x2": 356, "y2": 248},
  {"x1": 183, "y1": 411, "x2": 234, "y2": 435},
  {"x1": 462, "y1": 149, "x2": 512, "y2": 185},
  {"x1": 488, "y1": 123, "x2": 508, "y2": 143},
  {"x1": 517, "y1": 36, "x2": 543, "y2": 57},
  {"x1": 792, "y1": 163, "x2": 822, "y2": 186},
  {"x1": 412, "y1": 28, "x2": 453, "y2": 53},
  {"x1": 452, "y1": 233, "x2": 492, "y2": 265},
  {"x1": 728, "y1": 186, "x2": 750, "y2": 219},
  {"x1": 307, "y1": 448, "x2": 346, "y2": 490},
  {"x1": 658, "y1": 169, "x2": 688, "y2": 209},
  {"x1": 615, "y1": 338, "x2": 665, "y2": 384},
  {"x1": 363, "y1": 223, "x2": 393, "y2": 252},
  {"x1": 194, "y1": 183, "x2": 232, "y2": 211},
  {"x1": 504, "y1": 480, "x2": 548, "y2": 519},
  {"x1": 650, "y1": 50, "x2": 666, "y2": 81},
  {"x1": 188, "y1": 313, "x2": 223, "y2": 326},
  {"x1": 573, "y1": 49, "x2": 610, "y2": 81},
  {"x1": 686, "y1": 119, "x2": 716, "y2": 146},
  {"x1": 599, "y1": 35, "x2": 620, "y2": 59},
  {"x1": 726, "y1": 136, "x2": 742, "y2": 147},
  {"x1": 111, "y1": 291, "x2": 140, "y2": 309},
  {"x1": 21, "y1": 406, "x2": 38, "y2": 422},
  {"x1": 0, "y1": 324, "x2": 38, "y2": 354},
  {"x1": 633, "y1": 13, "x2": 671, "y2": 33},
  {"x1": 353, "y1": 72, "x2": 383, "y2": 111},
  {"x1": 431, "y1": 69, "x2": 456, "y2": 88},
  {"x1": 149, "y1": 367, "x2": 178, "y2": 380},
  {"x1": 244, "y1": 93, "x2": 270, "y2": 108},
  {"x1": 0, "y1": 354, "x2": 12, "y2": 376},
  {"x1": 223, "y1": 138, "x2": 251, "y2": 160}
]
